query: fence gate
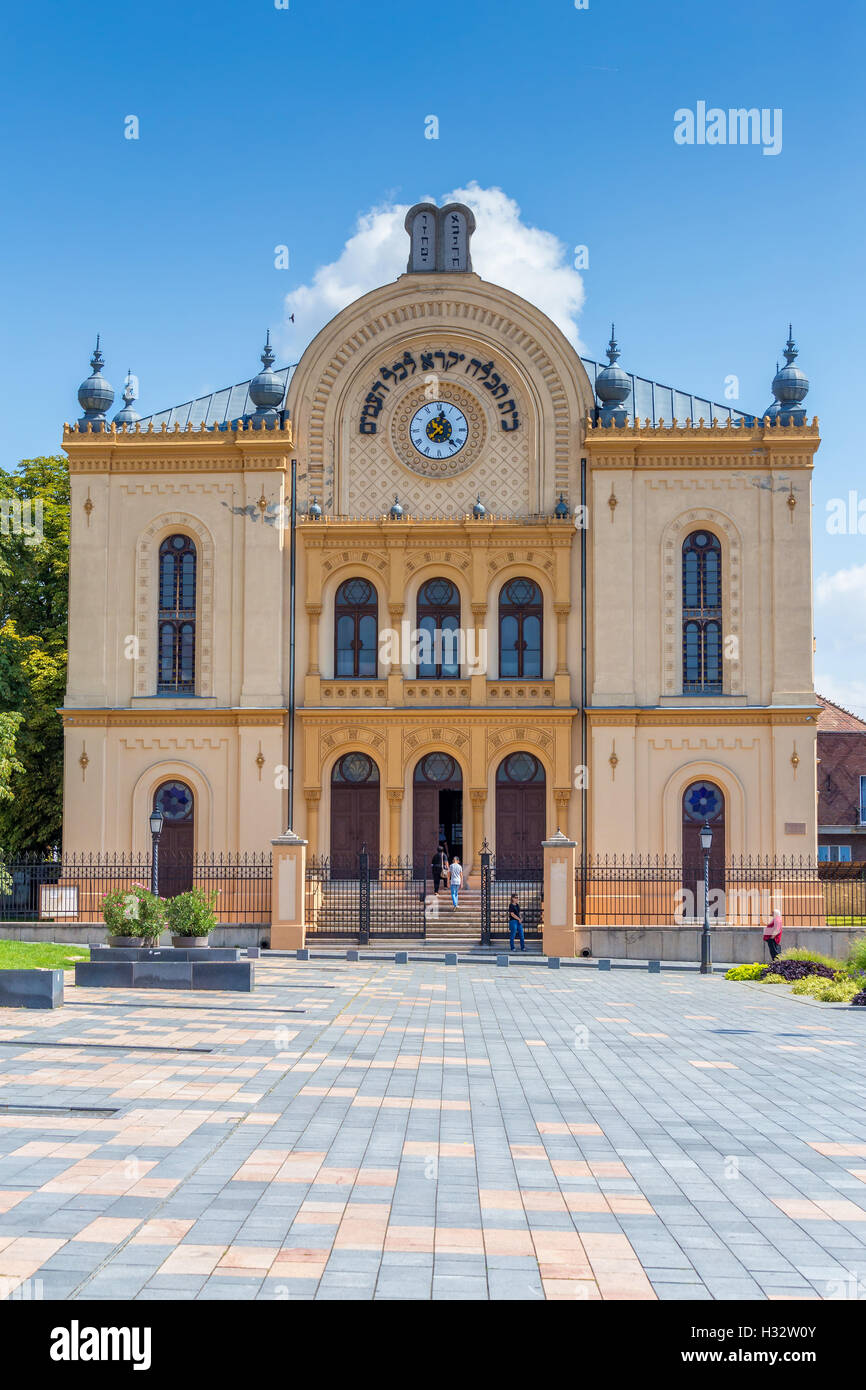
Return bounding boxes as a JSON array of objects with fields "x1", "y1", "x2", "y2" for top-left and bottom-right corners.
[
  {"x1": 305, "y1": 848, "x2": 426, "y2": 939},
  {"x1": 480, "y1": 842, "x2": 543, "y2": 942}
]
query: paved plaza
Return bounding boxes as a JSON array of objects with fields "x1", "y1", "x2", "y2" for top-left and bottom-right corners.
[{"x1": 1, "y1": 955, "x2": 866, "y2": 1301}]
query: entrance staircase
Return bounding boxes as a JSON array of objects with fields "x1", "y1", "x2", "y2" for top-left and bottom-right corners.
[{"x1": 423, "y1": 884, "x2": 483, "y2": 944}]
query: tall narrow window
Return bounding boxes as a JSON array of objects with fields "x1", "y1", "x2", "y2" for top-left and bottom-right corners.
[
  {"x1": 157, "y1": 534, "x2": 196, "y2": 694},
  {"x1": 334, "y1": 579, "x2": 378, "y2": 677},
  {"x1": 682, "y1": 531, "x2": 722, "y2": 694},
  {"x1": 499, "y1": 577, "x2": 543, "y2": 678},
  {"x1": 416, "y1": 577, "x2": 460, "y2": 678}
]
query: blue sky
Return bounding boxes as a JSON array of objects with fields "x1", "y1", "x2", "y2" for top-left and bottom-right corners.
[{"x1": 1, "y1": 0, "x2": 864, "y2": 708}]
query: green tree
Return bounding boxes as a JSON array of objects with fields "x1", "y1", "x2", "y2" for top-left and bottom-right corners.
[{"x1": 0, "y1": 457, "x2": 69, "y2": 854}]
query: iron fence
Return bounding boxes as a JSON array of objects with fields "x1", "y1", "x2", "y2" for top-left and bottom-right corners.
[
  {"x1": 480, "y1": 844, "x2": 542, "y2": 942},
  {"x1": 0, "y1": 852, "x2": 272, "y2": 926},
  {"x1": 576, "y1": 855, "x2": 866, "y2": 928},
  {"x1": 305, "y1": 849, "x2": 427, "y2": 939}
]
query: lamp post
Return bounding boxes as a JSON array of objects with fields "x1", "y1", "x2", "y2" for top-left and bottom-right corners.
[
  {"x1": 699, "y1": 819, "x2": 713, "y2": 975},
  {"x1": 149, "y1": 808, "x2": 164, "y2": 896}
]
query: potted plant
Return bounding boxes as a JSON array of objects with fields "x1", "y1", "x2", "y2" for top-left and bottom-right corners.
[
  {"x1": 166, "y1": 886, "x2": 218, "y2": 948},
  {"x1": 102, "y1": 883, "x2": 167, "y2": 946}
]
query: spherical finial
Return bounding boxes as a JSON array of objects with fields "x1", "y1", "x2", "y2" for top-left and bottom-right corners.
[
  {"x1": 113, "y1": 369, "x2": 141, "y2": 426},
  {"x1": 472, "y1": 495, "x2": 486, "y2": 519},
  {"x1": 249, "y1": 330, "x2": 285, "y2": 420},
  {"x1": 77, "y1": 336, "x2": 114, "y2": 427},
  {"x1": 389, "y1": 495, "x2": 404, "y2": 520},
  {"x1": 595, "y1": 323, "x2": 631, "y2": 425},
  {"x1": 764, "y1": 326, "x2": 809, "y2": 424},
  {"x1": 308, "y1": 496, "x2": 322, "y2": 520}
]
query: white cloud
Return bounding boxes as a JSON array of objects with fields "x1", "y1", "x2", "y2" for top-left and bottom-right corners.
[
  {"x1": 815, "y1": 562, "x2": 866, "y2": 718},
  {"x1": 279, "y1": 183, "x2": 586, "y2": 360}
]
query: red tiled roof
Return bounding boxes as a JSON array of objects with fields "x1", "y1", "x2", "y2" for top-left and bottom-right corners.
[{"x1": 816, "y1": 694, "x2": 866, "y2": 732}]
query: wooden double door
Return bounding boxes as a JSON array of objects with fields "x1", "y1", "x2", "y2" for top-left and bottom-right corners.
[
  {"x1": 329, "y1": 753, "x2": 380, "y2": 875},
  {"x1": 154, "y1": 780, "x2": 194, "y2": 897},
  {"x1": 682, "y1": 780, "x2": 726, "y2": 905},
  {"x1": 494, "y1": 752, "x2": 546, "y2": 872}
]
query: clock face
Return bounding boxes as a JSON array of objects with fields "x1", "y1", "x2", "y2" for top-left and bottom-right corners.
[{"x1": 409, "y1": 400, "x2": 468, "y2": 460}]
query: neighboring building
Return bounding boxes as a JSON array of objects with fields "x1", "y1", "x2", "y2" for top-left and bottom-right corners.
[
  {"x1": 817, "y1": 695, "x2": 866, "y2": 862},
  {"x1": 60, "y1": 201, "x2": 820, "y2": 886}
]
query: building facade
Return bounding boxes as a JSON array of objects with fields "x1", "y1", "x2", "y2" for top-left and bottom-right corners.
[
  {"x1": 817, "y1": 695, "x2": 866, "y2": 862},
  {"x1": 61, "y1": 202, "x2": 821, "y2": 881}
]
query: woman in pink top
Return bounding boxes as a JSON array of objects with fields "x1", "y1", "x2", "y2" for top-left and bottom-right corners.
[{"x1": 763, "y1": 909, "x2": 783, "y2": 962}]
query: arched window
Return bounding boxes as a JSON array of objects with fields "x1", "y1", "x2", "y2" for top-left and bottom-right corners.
[
  {"x1": 335, "y1": 579, "x2": 378, "y2": 678},
  {"x1": 416, "y1": 577, "x2": 460, "y2": 678},
  {"x1": 157, "y1": 535, "x2": 196, "y2": 694},
  {"x1": 498, "y1": 577, "x2": 543, "y2": 678},
  {"x1": 682, "y1": 531, "x2": 722, "y2": 694}
]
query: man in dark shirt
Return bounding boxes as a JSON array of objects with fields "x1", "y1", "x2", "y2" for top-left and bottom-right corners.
[
  {"x1": 431, "y1": 846, "x2": 445, "y2": 895},
  {"x1": 508, "y1": 894, "x2": 525, "y2": 952}
]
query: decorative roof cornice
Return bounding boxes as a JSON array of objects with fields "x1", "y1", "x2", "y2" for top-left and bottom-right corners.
[{"x1": 61, "y1": 708, "x2": 287, "y2": 728}]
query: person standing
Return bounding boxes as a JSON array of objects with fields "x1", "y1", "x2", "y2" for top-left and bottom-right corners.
[
  {"x1": 431, "y1": 845, "x2": 444, "y2": 896},
  {"x1": 763, "y1": 908, "x2": 783, "y2": 962},
  {"x1": 449, "y1": 856, "x2": 463, "y2": 910},
  {"x1": 508, "y1": 894, "x2": 525, "y2": 952}
]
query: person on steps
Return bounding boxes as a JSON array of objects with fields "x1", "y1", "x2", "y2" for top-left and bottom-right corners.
[
  {"x1": 449, "y1": 856, "x2": 463, "y2": 910},
  {"x1": 431, "y1": 845, "x2": 445, "y2": 896}
]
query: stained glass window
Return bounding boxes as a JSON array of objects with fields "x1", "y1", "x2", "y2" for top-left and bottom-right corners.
[
  {"x1": 682, "y1": 531, "x2": 722, "y2": 693},
  {"x1": 157, "y1": 535, "x2": 196, "y2": 694}
]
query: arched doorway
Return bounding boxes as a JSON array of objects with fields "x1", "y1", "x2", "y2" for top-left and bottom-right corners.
[
  {"x1": 330, "y1": 753, "x2": 380, "y2": 876},
  {"x1": 153, "y1": 780, "x2": 194, "y2": 897},
  {"x1": 682, "y1": 780, "x2": 726, "y2": 907},
  {"x1": 413, "y1": 753, "x2": 463, "y2": 875},
  {"x1": 495, "y1": 753, "x2": 546, "y2": 872}
]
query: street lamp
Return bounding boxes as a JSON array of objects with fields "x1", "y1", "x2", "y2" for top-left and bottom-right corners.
[
  {"x1": 149, "y1": 808, "x2": 164, "y2": 896},
  {"x1": 699, "y1": 819, "x2": 713, "y2": 975}
]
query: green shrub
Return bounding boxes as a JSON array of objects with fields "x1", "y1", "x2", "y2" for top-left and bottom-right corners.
[
  {"x1": 762, "y1": 973, "x2": 787, "y2": 984},
  {"x1": 0, "y1": 863, "x2": 12, "y2": 897},
  {"x1": 101, "y1": 884, "x2": 166, "y2": 942},
  {"x1": 165, "y1": 887, "x2": 218, "y2": 938},
  {"x1": 725, "y1": 963, "x2": 767, "y2": 980},
  {"x1": 846, "y1": 937, "x2": 866, "y2": 975},
  {"x1": 791, "y1": 974, "x2": 860, "y2": 1002},
  {"x1": 780, "y1": 946, "x2": 843, "y2": 972}
]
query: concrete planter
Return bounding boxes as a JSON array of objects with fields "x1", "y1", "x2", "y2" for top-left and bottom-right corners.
[
  {"x1": 171, "y1": 935, "x2": 211, "y2": 949},
  {"x1": 0, "y1": 968, "x2": 64, "y2": 1009},
  {"x1": 108, "y1": 936, "x2": 141, "y2": 947}
]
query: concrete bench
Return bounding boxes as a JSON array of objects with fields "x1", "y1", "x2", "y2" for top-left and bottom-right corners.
[
  {"x1": 0, "y1": 969, "x2": 64, "y2": 1009},
  {"x1": 75, "y1": 961, "x2": 254, "y2": 992}
]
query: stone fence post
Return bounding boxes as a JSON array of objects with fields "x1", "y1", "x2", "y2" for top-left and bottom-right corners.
[
  {"x1": 542, "y1": 830, "x2": 577, "y2": 958},
  {"x1": 270, "y1": 831, "x2": 308, "y2": 950}
]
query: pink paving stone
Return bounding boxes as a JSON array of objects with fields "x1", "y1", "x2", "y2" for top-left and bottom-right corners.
[
  {"x1": 158, "y1": 1245, "x2": 226, "y2": 1275},
  {"x1": 520, "y1": 1191, "x2": 568, "y2": 1212},
  {"x1": 815, "y1": 1199, "x2": 866, "y2": 1221},
  {"x1": 689, "y1": 1060, "x2": 737, "y2": 1069},
  {"x1": 483, "y1": 1228, "x2": 535, "y2": 1257},
  {"x1": 510, "y1": 1144, "x2": 549, "y2": 1159},
  {"x1": 563, "y1": 1193, "x2": 611, "y2": 1213},
  {"x1": 129, "y1": 1219, "x2": 195, "y2": 1244},
  {"x1": 607, "y1": 1194, "x2": 654, "y2": 1215},
  {"x1": 771, "y1": 1197, "x2": 824, "y2": 1219},
  {"x1": 71, "y1": 1218, "x2": 141, "y2": 1244},
  {"x1": 479, "y1": 1189, "x2": 523, "y2": 1210},
  {"x1": 579, "y1": 1232, "x2": 642, "y2": 1260},
  {"x1": 0, "y1": 1192, "x2": 27, "y2": 1213},
  {"x1": 434, "y1": 1228, "x2": 485, "y2": 1255},
  {"x1": 354, "y1": 1168, "x2": 399, "y2": 1186},
  {"x1": 383, "y1": 1226, "x2": 436, "y2": 1253},
  {"x1": 218, "y1": 1247, "x2": 280, "y2": 1271},
  {"x1": 543, "y1": 1279, "x2": 602, "y2": 1301},
  {"x1": 312, "y1": 1167, "x2": 358, "y2": 1186},
  {"x1": 333, "y1": 1216, "x2": 389, "y2": 1250},
  {"x1": 551, "y1": 1160, "x2": 592, "y2": 1179},
  {"x1": 589, "y1": 1160, "x2": 630, "y2": 1178},
  {"x1": 0, "y1": 1237, "x2": 68, "y2": 1275},
  {"x1": 810, "y1": 1142, "x2": 866, "y2": 1156}
]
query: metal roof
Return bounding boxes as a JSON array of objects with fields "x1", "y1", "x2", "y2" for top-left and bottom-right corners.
[{"x1": 135, "y1": 358, "x2": 750, "y2": 430}]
